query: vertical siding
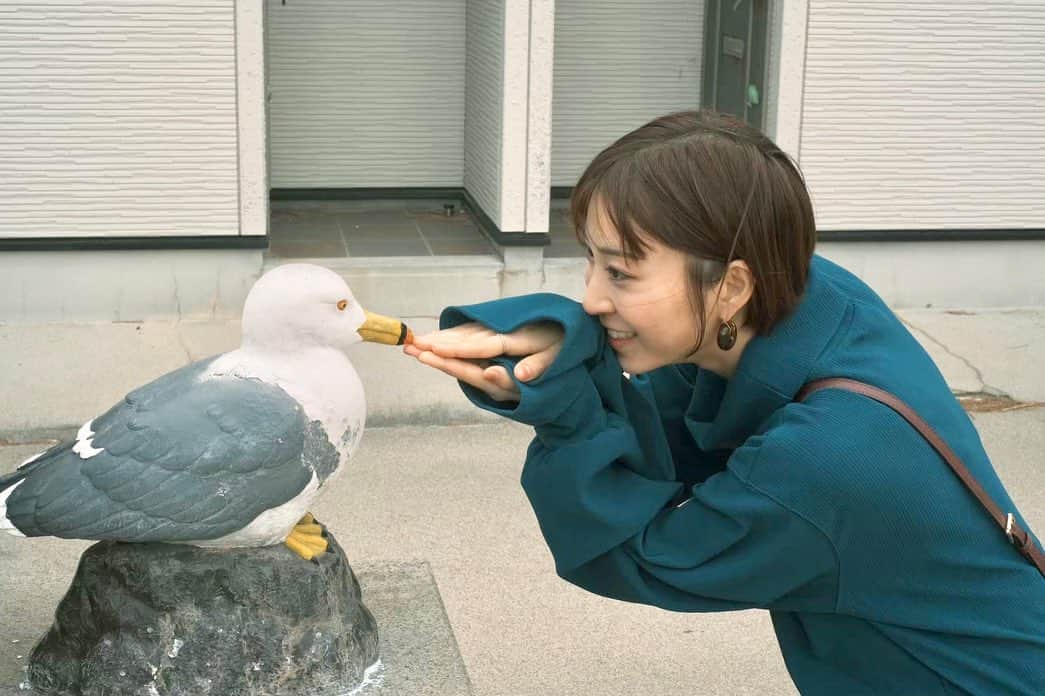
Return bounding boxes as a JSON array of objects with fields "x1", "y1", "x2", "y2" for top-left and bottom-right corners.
[
  {"x1": 267, "y1": 0, "x2": 466, "y2": 188},
  {"x1": 551, "y1": 0, "x2": 705, "y2": 187},
  {"x1": 464, "y1": 0, "x2": 503, "y2": 225},
  {"x1": 802, "y1": 1, "x2": 1045, "y2": 230},
  {"x1": 764, "y1": 0, "x2": 784, "y2": 143},
  {"x1": 0, "y1": 1, "x2": 239, "y2": 238}
]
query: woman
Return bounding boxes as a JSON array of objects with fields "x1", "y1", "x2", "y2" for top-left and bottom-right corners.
[{"x1": 404, "y1": 111, "x2": 1044, "y2": 694}]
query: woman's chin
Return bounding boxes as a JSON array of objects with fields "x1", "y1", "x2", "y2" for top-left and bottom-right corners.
[{"x1": 616, "y1": 353, "x2": 659, "y2": 376}]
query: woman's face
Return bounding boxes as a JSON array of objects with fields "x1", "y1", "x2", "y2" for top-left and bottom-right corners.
[{"x1": 581, "y1": 202, "x2": 718, "y2": 375}]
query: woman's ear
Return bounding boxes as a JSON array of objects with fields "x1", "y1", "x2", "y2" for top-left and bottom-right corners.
[{"x1": 718, "y1": 260, "x2": 755, "y2": 322}]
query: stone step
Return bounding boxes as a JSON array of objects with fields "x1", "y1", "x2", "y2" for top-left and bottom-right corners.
[{"x1": 261, "y1": 254, "x2": 587, "y2": 319}]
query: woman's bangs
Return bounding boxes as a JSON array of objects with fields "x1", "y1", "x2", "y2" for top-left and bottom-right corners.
[{"x1": 571, "y1": 160, "x2": 654, "y2": 260}]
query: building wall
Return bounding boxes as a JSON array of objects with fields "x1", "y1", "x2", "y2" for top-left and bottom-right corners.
[
  {"x1": 464, "y1": 0, "x2": 505, "y2": 226},
  {"x1": 551, "y1": 0, "x2": 706, "y2": 187},
  {"x1": 801, "y1": 0, "x2": 1045, "y2": 231},
  {"x1": 764, "y1": 0, "x2": 784, "y2": 144},
  {"x1": 0, "y1": 1, "x2": 240, "y2": 238},
  {"x1": 266, "y1": 0, "x2": 466, "y2": 188}
]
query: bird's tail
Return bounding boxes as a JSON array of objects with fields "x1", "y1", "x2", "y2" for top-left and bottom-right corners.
[
  {"x1": 0, "y1": 467, "x2": 29, "y2": 492},
  {"x1": 0, "y1": 469, "x2": 29, "y2": 535},
  {"x1": 1, "y1": 441, "x2": 59, "y2": 490},
  {"x1": 1, "y1": 443, "x2": 63, "y2": 535}
]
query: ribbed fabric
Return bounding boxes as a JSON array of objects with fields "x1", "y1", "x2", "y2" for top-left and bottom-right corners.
[{"x1": 442, "y1": 256, "x2": 1045, "y2": 694}]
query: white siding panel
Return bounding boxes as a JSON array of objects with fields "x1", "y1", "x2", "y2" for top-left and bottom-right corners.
[
  {"x1": 464, "y1": 0, "x2": 503, "y2": 226},
  {"x1": 552, "y1": 0, "x2": 705, "y2": 187},
  {"x1": 0, "y1": 1, "x2": 239, "y2": 239},
  {"x1": 802, "y1": 1, "x2": 1045, "y2": 230},
  {"x1": 267, "y1": 0, "x2": 465, "y2": 188}
]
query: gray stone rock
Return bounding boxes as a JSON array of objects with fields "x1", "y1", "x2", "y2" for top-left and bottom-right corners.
[{"x1": 23, "y1": 532, "x2": 378, "y2": 696}]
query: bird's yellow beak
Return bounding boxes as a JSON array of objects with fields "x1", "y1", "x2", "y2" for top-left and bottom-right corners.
[{"x1": 358, "y1": 310, "x2": 414, "y2": 346}]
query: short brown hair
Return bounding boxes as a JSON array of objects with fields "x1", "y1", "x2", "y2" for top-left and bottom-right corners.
[{"x1": 571, "y1": 110, "x2": 816, "y2": 335}]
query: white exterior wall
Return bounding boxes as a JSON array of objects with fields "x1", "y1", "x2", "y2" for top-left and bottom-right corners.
[
  {"x1": 800, "y1": 0, "x2": 1045, "y2": 231},
  {"x1": 551, "y1": 0, "x2": 705, "y2": 187},
  {"x1": 0, "y1": 1, "x2": 240, "y2": 239},
  {"x1": 266, "y1": 0, "x2": 466, "y2": 188},
  {"x1": 464, "y1": 0, "x2": 505, "y2": 226},
  {"x1": 524, "y1": 0, "x2": 556, "y2": 235},
  {"x1": 238, "y1": 1, "x2": 268, "y2": 237},
  {"x1": 766, "y1": 0, "x2": 809, "y2": 162}
]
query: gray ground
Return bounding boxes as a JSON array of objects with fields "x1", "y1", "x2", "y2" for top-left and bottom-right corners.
[{"x1": 3, "y1": 413, "x2": 1042, "y2": 696}]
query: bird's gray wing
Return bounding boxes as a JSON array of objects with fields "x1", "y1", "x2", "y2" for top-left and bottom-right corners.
[{"x1": 5, "y1": 357, "x2": 321, "y2": 542}]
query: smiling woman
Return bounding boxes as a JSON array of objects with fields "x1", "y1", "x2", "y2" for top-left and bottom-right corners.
[
  {"x1": 579, "y1": 201, "x2": 733, "y2": 377},
  {"x1": 404, "y1": 110, "x2": 1045, "y2": 695}
]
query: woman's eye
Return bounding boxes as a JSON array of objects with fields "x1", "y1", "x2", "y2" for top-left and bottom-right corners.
[{"x1": 607, "y1": 266, "x2": 630, "y2": 281}]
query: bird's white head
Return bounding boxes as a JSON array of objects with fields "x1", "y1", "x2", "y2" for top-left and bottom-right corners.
[{"x1": 241, "y1": 264, "x2": 412, "y2": 354}]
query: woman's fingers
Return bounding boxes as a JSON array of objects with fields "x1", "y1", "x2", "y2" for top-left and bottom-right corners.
[
  {"x1": 415, "y1": 350, "x2": 519, "y2": 402},
  {"x1": 418, "y1": 330, "x2": 507, "y2": 360},
  {"x1": 410, "y1": 323, "x2": 487, "y2": 352},
  {"x1": 512, "y1": 341, "x2": 563, "y2": 382},
  {"x1": 482, "y1": 365, "x2": 517, "y2": 393},
  {"x1": 415, "y1": 321, "x2": 565, "y2": 361},
  {"x1": 408, "y1": 320, "x2": 565, "y2": 392},
  {"x1": 408, "y1": 340, "x2": 519, "y2": 396},
  {"x1": 411, "y1": 322, "x2": 504, "y2": 358},
  {"x1": 501, "y1": 322, "x2": 563, "y2": 357}
]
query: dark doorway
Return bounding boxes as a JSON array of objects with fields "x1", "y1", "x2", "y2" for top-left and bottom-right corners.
[{"x1": 702, "y1": 0, "x2": 769, "y2": 130}]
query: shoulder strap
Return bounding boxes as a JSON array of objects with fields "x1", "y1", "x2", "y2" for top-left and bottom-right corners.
[{"x1": 797, "y1": 378, "x2": 1045, "y2": 578}]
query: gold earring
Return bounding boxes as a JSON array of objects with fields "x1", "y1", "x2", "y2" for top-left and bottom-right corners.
[{"x1": 717, "y1": 319, "x2": 738, "y2": 351}]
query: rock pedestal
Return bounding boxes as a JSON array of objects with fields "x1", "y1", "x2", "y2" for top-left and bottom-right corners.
[{"x1": 24, "y1": 532, "x2": 379, "y2": 696}]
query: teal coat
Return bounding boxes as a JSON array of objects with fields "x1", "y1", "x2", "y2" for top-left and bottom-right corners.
[{"x1": 441, "y1": 256, "x2": 1045, "y2": 695}]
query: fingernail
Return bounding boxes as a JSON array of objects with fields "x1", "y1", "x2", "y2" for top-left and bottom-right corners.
[{"x1": 516, "y1": 365, "x2": 530, "y2": 380}]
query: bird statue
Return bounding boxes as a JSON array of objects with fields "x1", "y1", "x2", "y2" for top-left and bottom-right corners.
[{"x1": 0, "y1": 263, "x2": 411, "y2": 561}]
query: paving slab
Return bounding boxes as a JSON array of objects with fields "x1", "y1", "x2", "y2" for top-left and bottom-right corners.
[
  {"x1": 896, "y1": 308, "x2": 1045, "y2": 403},
  {"x1": 0, "y1": 541, "x2": 470, "y2": 696}
]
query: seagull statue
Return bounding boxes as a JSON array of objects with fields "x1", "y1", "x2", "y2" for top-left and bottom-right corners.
[{"x1": 0, "y1": 263, "x2": 411, "y2": 561}]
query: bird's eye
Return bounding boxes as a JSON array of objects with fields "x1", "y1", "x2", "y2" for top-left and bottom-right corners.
[{"x1": 337, "y1": 299, "x2": 349, "y2": 311}]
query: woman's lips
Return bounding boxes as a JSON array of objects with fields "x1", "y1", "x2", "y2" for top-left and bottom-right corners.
[{"x1": 605, "y1": 327, "x2": 636, "y2": 349}]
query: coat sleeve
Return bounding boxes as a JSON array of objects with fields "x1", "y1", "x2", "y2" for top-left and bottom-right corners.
[{"x1": 441, "y1": 294, "x2": 839, "y2": 613}]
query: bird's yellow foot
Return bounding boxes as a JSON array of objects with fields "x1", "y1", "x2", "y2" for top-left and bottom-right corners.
[{"x1": 284, "y1": 512, "x2": 328, "y2": 561}]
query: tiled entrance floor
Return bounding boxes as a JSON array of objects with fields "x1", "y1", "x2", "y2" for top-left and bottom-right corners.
[
  {"x1": 267, "y1": 200, "x2": 584, "y2": 258},
  {"x1": 546, "y1": 203, "x2": 585, "y2": 258}
]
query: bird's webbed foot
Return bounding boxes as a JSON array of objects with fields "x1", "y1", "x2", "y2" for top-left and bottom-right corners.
[{"x1": 283, "y1": 512, "x2": 329, "y2": 561}]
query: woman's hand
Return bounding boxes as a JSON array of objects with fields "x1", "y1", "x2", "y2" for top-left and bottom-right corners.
[{"x1": 404, "y1": 322, "x2": 564, "y2": 403}]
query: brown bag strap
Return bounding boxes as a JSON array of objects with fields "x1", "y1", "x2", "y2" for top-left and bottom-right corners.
[{"x1": 797, "y1": 378, "x2": 1045, "y2": 578}]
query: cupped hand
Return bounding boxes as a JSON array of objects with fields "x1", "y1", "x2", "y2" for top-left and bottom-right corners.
[{"x1": 404, "y1": 321, "x2": 564, "y2": 403}]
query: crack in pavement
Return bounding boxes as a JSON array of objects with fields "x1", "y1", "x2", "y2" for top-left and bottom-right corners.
[
  {"x1": 173, "y1": 324, "x2": 195, "y2": 364},
  {"x1": 899, "y1": 316, "x2": 1009, "y2": 398}
]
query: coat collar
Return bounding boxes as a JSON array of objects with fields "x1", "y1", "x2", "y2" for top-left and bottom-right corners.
[{"x1": 685, "y1": 256, "x2": 850, "y2": 450}]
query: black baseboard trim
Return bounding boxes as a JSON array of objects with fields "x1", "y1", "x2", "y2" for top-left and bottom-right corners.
[
  {"x1": 271, "y1": 187, "x2": 464, "y2": 201},
  {"x1": 0, "y1": 235, "x2": 269, "y2": 252},
  {"x1": 271, "y1": 187, "x2": 551, "y2": 247},
  {"x1": 819, "y1": 228, "x2": 1045, "y2": 242},
  {"x1": 459, "y1": 189, "x2": 549, "y2": 247}
]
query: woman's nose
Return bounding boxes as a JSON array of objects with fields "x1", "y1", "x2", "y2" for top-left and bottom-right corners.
[{"x1": 582, "y1": 271, "x2": 613, "y2": 316}]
